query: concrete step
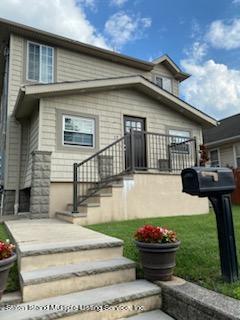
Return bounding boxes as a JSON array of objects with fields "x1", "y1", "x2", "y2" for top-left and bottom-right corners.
[
  {"x1": 19, "y1": 236, "x2": 123, "y2": 272},
  {"x1": 0, "y1": 280, "x2": 161, "y2": 320},
  {"x1": 122, "y1": 310, "x2": 175, "y2": 319},
  {"x1": 56, "y1": 210, "x2": 87, "y2": 224},
  {"x1": 21, "y1": 257, "x2": 136, "y2": 302},
  {"x1": 77, "y1": 195, "x2": 101, "y2": 205},
  {"x1": 88, "y1": 185, "x2": 113, "y2": 196}
]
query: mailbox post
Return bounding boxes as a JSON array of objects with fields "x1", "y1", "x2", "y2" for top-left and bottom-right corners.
[{"x1": 181, "y1": 167, "x2": 239, "y2": 283}]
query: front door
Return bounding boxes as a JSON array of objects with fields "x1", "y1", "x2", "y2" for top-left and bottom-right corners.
[{"x1": 124, "y1": 116, "x2": 146, "y2": 170}]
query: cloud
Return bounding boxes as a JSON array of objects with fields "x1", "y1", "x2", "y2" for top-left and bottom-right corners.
[
  {"x1": 0, "y1": 0, "x2": 109, "y2": 49},
  {"x1": 110, "y1": 0, "x2": 128, "y2": 6},
  {"x1": 232, "y1": 0, "x2": 240, "y2": 4},
  {"x1": 181, "y1": 43, "x2": 240, "y2": 119},
  {"x1": 205, "y1": 18, "x2": 240, "y2": 49},
  {"x1": 104, "y1": 12, "x2": 151, "y2": 49},
  {"x1": 183, "y1": 41, "x2": 208, "y2": 63},
  {"x1": 77, "y1": 0, "x2": 98, "y2": 11}
]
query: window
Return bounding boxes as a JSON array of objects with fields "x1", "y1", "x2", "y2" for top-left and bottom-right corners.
[
  {"x1": 63, "y1": 115, "x2": 95, "y2": 147},
  {"x1": 235, "y1": 143, "x2": 240, "y2": 168},
  {"x1": 27, "y1": 41, "x2": 54, "y2": 83},
  {"x1": 169, "y1": 129, "x2": 190, "y2": 153},
  {"x1": 210, "y1": 149, "x2": 220, "y2": 167},
  {"x1": 155, "y1": 76, "x2": 172, "y2": 92}
]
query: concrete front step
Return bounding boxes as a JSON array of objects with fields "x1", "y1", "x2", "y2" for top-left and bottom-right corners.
[
  {"x1": 0, "y1": 280, "x2": 161, "y2": 320},
  {"x1": 122, "y1": 310, "x2": 174, "y2": 319},
  {"x1": 56, "y1": 211, "x2": 87, "y2": 224},
  {"x1": 21, "y1": 257, "x2": 136, "y2": 302},
  {"x1": 19, "y1": 236, "x2": 123, "y2": 272}
]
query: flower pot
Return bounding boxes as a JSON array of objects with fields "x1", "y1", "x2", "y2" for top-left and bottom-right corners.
[
  {"x1": 135, "y1": 240, "x2": 180, "y2": 281},
  {"x1": 0, "y1": 253, "x2": 17, "y2": 300}
]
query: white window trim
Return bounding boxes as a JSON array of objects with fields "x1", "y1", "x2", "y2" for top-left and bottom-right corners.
[
  {"x1": 168, "y1": 128, "x2": 191, "y2": 154},
  {"x1": 62, "y1": 115, "x2": 96, "y2": 149},
  {"x1": 26, "y1": 40, "x2": 54, "y2": 83},
  {"x1": 168, "y1": 128, "x2": 191, "y2": 139},
  {"x1": 209, "y1": 148, "x2": 221, "y2": 167}
]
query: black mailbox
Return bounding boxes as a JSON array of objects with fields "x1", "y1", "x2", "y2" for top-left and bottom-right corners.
[
  {"x1": 181, "y1": 166, "x2": 238, "y2": 283},
  {"x1": 181, "y1": 167, "x2": 235, "y2": 196}
]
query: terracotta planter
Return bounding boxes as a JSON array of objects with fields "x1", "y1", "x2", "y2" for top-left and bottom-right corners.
[
  {"x1": 135, "y1": 240, "x2": 180, "y2": 281},
  {"x1": 0, "y1": 253, "x2": 17, "y2": 300}
]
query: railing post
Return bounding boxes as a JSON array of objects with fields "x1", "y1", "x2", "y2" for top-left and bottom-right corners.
[
  {"x1": 130, "y1": 129, "x2": 135, "y2": 172},
  {"x1": 193, "y1": 136, "x2": 199, "y2": 166},
  {"x1": 72, "y1": 163, "x2": 78, "y2": 213}
]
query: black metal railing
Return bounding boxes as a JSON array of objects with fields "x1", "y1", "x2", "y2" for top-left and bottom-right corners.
[{"x1": 72, "y1": 131, "x2": 198, "y2": 212}]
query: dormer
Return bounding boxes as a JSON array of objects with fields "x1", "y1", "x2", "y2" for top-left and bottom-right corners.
[{"x1": 151, "y1": 54, "x2": 190, "y2": 96}]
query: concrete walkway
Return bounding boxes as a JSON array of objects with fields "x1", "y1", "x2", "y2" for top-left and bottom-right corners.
[
  {"x1": 3, "y1": 219, "x2": 174, "y2": 320},
  {"x1": 6, "y1": 218, "x2": 120, "y2": 246}
]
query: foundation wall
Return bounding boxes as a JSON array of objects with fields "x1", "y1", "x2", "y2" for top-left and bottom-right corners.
[{"x1": 49, "y1": 174, "x2": 209, "y2": 224}]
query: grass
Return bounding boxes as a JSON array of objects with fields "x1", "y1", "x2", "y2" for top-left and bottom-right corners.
[
  {"x1": 87, "y1": 205, "x2": 240, "y2": 300},
  {"x1": 0, "y1": 223, "x2": 19, "y2": 292}
]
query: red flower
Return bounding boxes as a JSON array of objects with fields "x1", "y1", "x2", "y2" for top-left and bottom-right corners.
[
  {"x1": 134, "y1": 224, "x2": 177, "y2": 243},
  {"x1": 0, "y1": 240, "x2": 15, "y2": 260}
]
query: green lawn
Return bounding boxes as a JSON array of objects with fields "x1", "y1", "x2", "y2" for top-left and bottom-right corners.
[
  {"x1": 88, "y1": 206, "x2": 240, "y2": 300},
  {"x1": 1, "y1": 207, "x2": 240, "y2": 298},
  {"x1": 0, "y1": 223, "x2": 19, "y2": 292}
]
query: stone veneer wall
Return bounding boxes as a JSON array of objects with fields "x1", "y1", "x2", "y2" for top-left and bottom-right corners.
[{"x1": 30, "y1": 151, "x2": 52, "y2": 218}]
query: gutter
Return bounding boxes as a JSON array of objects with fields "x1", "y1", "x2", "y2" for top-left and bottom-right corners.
[{"x1": 205, "y1": 135, "x2": 240, "y2": 147}]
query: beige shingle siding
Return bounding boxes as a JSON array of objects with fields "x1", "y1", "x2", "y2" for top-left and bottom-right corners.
[
  {"x1": 5, "y1": 35, "x2": 41, "y2": 189},
  {"x1": 5, "y1": 34, "x2": 24, "y2": 189},
  {"x1": 6, "y1": 33, "x2": 183, "y2": 189},
  {"x1": 40, "y1": 88, "x2": 202, "y2": 181},
  {"x1": 151, "y1": 64, "x2": 179, "y2": 96},
  {"x1": 220, "y1": 145, "x2": 235, "y2": 167},
  {"x1": 19, "y1": 121, "x2": 29, "y2": 189},
  {"x1": 20, "y1": 111, "x2": 39, "y2": 188},
  {"x1": 57, "y1": 48, "x2": 149, "y2": 81}
]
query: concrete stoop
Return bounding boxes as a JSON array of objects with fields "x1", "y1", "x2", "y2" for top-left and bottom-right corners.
[
  {"x1": 56, "y1": 175, "x2": 132, "y2": 225},
  {"x1": 21, "y1": 257, "x2": 136, "y2": 302},
  {"x1": 2, "y1": 219, "x2": 172, "y2": 320}
]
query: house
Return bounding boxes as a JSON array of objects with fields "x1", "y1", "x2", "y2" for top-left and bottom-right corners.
[
  {"x1": 0, "y1": 18, "x2": 216, "y2": 224},
  {"x1": 203, "y1": 114, "x2": 240, "y2": 168}
]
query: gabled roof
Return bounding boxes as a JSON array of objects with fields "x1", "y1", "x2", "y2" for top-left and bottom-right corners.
[
  {"x1": 0, "y1": 18, "x2": 190, "y2": 94},
  {"x1": 152, "y1": 54, "x2": 190, "y2": 82},
  {"x1": 14, "y1": 75, "x2": 216, "y2": 127},
  {"x1": 203, "y1": 113, "x2": 240, "y2": 146}
]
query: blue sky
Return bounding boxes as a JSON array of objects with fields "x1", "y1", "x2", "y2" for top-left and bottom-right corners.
[{"x1": 1, "y1": 0, "x2": 240, "y2": 119}]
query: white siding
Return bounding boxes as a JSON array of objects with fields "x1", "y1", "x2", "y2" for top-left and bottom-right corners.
[{"x1": 40, "y1": 88, "x2": 202, "y2": 181}]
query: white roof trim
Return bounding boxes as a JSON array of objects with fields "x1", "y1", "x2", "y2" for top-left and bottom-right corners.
[{"x1": 14, "y1": 75, "x2": 216, "y2": 127}]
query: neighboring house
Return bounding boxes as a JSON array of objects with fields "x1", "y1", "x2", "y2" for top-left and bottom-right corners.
[
  {"x1": 0, "y1": 18, "x2": 216, "y2": 224},
  {"x1": 203, "y1": 114, "x2": 240, "y2": 168}
]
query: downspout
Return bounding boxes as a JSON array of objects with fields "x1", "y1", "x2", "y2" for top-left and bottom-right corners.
[
  {"x1": 2, "y1": 45, "x2": 21, "y2": 215},
  {"x1": 14, "y1": 119, "x2": 22, "y2": 215},
  {"x1": 0, "y1": 46, "x2": 9, "y2": 216},
  {"x1": 1, "y1": 46, "x2": 9, "y2": 181}
]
